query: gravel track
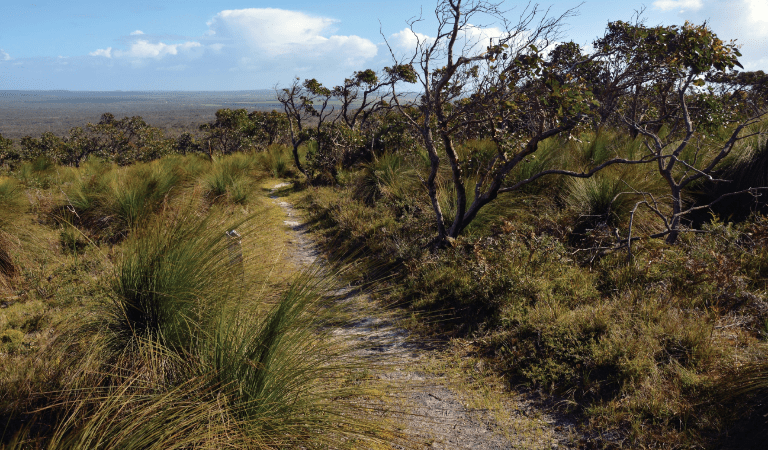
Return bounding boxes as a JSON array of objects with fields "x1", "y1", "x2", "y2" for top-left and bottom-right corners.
[{"x1": 269, "y1": 182, "x2": 577, "y2": 449}]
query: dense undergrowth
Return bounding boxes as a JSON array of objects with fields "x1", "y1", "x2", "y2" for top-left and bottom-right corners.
[
  {"x1": 301, "y1": 125, "x2": 768, "y2": 448},
  {"x1": 0, "y1": 147, "x2": 396, "y2": 449},
  {"x1": 3, "y1": 107, "x2": 768, "y2": 448}
]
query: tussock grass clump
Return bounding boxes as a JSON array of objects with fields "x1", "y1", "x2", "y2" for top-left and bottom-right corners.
[
  {"x1": 105, "y1": 205, "x2": 239, "y2": 353},
  {"x1": 0, "y1": 177, "x2": 26, "y2": 283},
  {"x1": 15, "y1": 157, "x2": 57, "y2": 188},
  {"x1": 203, "y1": 153, "x2": 262, "y2": 204},
  {"x1": 62, "y1": 159, "x2": 190, "y2": 241},
  {"x1": 256, "y1": 144, "x2": 291, "y2": 178},
  {"x1": 354, "y1": 152, "x2": 418, "y2": 205},
  {"x1": 713, "y1": 357, "x2": 768, "y2": 449},
  {"x1": 17, "y1": 282, "x2": 390, "y2": 448},
  {"x1": 3, "y1": 178, "x2": 394, "y2": 448},
  {"x1": 564, "y1": 166, "x2": 665, "y2": 232},
  {"x1": 197, "y1": 273, "x2": 388, "y2": 447},
  {"x1": 0, "y1": 177, "x2": 26, "y2": 229}
]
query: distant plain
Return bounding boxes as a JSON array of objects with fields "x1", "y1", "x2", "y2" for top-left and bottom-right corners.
[{"x1": 0, "y1": 90, "x2": 282, "y2": 139}]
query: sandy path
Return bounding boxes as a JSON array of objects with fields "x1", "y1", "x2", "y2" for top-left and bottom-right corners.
[{"x1": 269, "y1": 182, "x2": 576, "y2": 449}]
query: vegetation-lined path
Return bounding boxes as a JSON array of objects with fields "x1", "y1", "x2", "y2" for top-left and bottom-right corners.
[{"x1": 268, "y1": 181, "x2": 577, "y2": 449}]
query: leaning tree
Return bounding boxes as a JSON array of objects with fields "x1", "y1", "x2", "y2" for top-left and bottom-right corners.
[
  {"x1": 596, "y1": 20, "x2": 768, "y2": 245},
  {"x1": 387, "y1": 0, "x2": 651, "y2": 247}
]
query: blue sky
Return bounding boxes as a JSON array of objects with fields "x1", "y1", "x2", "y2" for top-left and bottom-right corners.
[{"x1": 0, "y1": 0, "x2": 766, "y2": 91}]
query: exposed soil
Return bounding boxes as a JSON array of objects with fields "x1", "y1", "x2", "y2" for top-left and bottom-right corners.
[{"x1": 269, "y1": 182, "x2": 579, "y2": 449}]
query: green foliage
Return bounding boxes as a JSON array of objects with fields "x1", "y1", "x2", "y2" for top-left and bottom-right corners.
[
  {"x1": 384, "y1": 63, "x2": 417, "y2": 84},
  {"x1": 305, "y1": 124, "x2": 366, "y2": 183},
  {"x1": 370, "y1": 110, "x2": 417, "y2": 155},
  {"x1": 83, "y1": 114, "x2": 176, "y2": 165},
  {"x1": 8, "y1": 113, "x2": 195, "y2": 168},
  {"x1": 199, "y1": 109, "x2": 288, "y2": 156},
  {"x1": 0, "y1": 133, "x2": 20, "y2": 168},
  {"x1": 596, "y1": 20, "x2": 741, "y2": 76},
  {"x1": 20, "y1": 132, "x2": 66, "y2": 163}
]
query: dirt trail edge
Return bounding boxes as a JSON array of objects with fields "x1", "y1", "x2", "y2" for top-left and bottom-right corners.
[{"x1": 269, "y1": 182, "x2": 578, "y2": 450}]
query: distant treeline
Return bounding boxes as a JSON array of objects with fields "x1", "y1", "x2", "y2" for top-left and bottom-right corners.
[{"x1": 0, "y1": 109, "x2": 291, "y2": 167}]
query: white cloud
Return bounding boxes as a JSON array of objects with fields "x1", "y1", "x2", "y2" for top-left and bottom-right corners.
[
  {"x1": 130, "y1": 30, "x2": 145, "y2": 36},
  {"x1": 390, "y1": 28, "x2": 433, "y2": 51},
  {"x1": 463, "y1": 24, "x2": 505, "y2": 47},
  {"x1": 653, "y1": 0, "x2": 704, "y2": 11},
  {"x1": 114, "y1": 40, "x2": 201, "y2": 59},
  {"x1": 89, "y1": 40, "x2": 202, "y2": 60},
  {"x1": 206, "y1": 8, "x2": 377, "y2": 61},
  {"x1": 72, "y1": 7, "x2": 382, "y2": 88},
  {"x1": 391, "y1": 24, "x2": 520, "y2": 56},
  {"x1": 743, "y1": 0, "x2": 768, "y2": 37},
  {"x1": 0, "y1": 49, "x2": 9, "y2": 61},
  {"x1": 89, "y1": 47, "x2": 112, "y2": 58}
]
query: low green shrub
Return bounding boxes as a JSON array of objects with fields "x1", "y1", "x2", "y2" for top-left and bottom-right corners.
[{"x1": 0, "y1": 329, "x2": 24, "y2": 354}]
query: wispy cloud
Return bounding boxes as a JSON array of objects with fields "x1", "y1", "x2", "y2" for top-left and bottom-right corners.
[
  {"x1": 0, "y1": 49, "x2": 10, "y2": 61},
  {"x1": 130, "y1": 30, "x2": 145, "y2": 36}
]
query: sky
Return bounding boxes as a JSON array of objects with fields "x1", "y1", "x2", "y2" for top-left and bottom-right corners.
[{"x1": 0, "y1": 0, "x2": 766, "y2": 91}]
